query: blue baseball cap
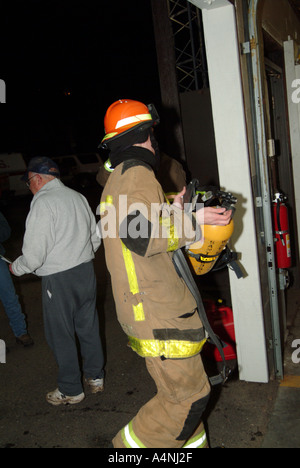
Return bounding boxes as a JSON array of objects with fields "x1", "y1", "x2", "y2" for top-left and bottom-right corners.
[{"x1": 22, "y1": 157, "x2": 60, "y2": 182}]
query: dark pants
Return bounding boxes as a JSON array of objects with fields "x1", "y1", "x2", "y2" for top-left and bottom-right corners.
[
  {"x1": 42, "y1": 261, "x2": 104, "y2": 396},
  {"x1": 0, "y1": 258, "x2": 27, "y2": 337}
]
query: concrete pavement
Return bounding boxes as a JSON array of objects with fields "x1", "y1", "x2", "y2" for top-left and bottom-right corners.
[
  {"x1": 261, "y1": 288, "x2": 300, "y2": 448},
  {"x1": 0, "y1": 193, "x2": 299, "y2": 448}
]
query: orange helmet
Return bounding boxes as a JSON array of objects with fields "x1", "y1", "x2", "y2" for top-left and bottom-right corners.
[{"x1": 100, "y1": 99, "x2": 159, "y2": 147}]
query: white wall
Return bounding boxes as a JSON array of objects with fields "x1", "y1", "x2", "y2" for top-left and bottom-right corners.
[
  {"x1": 188, "y1": 0, "x2": 269, "y2": 382},
  {"x1": 284, "y1": 40, "x2": 300, "y2": 254}
]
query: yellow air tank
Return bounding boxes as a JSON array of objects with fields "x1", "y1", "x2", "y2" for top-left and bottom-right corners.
[{"x1": 187, "y1": 219, "x2": 234, "y2": 276}]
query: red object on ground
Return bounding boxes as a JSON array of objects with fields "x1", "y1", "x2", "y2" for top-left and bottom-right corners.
[{"x1": 203, "y1": 300, "x2": 237, "y2": 362}]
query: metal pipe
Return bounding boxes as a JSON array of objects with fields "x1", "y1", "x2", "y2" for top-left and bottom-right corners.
[{"x1": 248, "y1": 0, "x2": 283, "y2": 379}]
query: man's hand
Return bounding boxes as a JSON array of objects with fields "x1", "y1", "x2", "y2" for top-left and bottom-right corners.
[
  {"x1": 196, "y1": 206, "x2": 232, "y2": 226},
  {"x1": 171, "y1": 187, "x2": 186, "y2": 210},
  {"x1": 168, "y1": 187, "x2": 233, "y2": 226},
  {"x1": 9, "y1": 264, "x2": 15, "y2": 275}
]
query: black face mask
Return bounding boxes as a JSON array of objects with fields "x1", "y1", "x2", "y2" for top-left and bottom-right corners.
[
  {"x1": 107, "y1": 128, "x2": 149, "y2": 157},
  {"x1": 108, "y1": 128, "x2": 161, "y2": 172}
]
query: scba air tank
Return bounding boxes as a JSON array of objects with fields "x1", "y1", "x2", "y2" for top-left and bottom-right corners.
[{"x1": 187, "y1": 220, "x2": 234, "y2": 276}]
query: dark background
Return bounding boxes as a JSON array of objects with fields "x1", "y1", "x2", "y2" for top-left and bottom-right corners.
[{"x1": 0, "y1": 0, "x2": 161, "y2": 158}]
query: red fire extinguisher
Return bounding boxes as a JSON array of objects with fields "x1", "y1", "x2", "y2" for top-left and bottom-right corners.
[{"x1": 273, "y1": 193, "x2": 292, "y2": 269}]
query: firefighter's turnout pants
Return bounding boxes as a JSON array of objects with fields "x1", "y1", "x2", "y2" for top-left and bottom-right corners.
[
  {"x1": 114, "y1": 346, "x2": 210, "y2": 448},
  {"x1": 100, "y1": 158, "x2": 211, "y2": 448}
]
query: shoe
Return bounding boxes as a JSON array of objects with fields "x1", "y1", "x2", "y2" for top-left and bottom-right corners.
[
  {"x1": 46, "y1": 388, "x2": 85, "y2": 406},
  {"x1": 16, "y1": 334, "x2": 34, "y2": 347},
  {"x1": 85, "y1": 377, "x2": 104, "y2": 394}
]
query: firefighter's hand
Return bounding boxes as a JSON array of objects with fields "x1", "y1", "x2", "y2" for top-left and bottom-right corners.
[
  {"x1": 196, "y1": 207, "x2": 232, "y2": 226},
  {"x1": 171, "y1": 187, "x2": 186, "y2": 210}
]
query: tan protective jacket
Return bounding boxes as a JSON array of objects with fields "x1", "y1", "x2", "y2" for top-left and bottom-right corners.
[{"x1": 100, "y1": 159, "x2": 206, "y2": 359}]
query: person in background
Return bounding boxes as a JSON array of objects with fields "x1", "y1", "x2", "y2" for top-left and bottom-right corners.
[
  {"x1": 10, "y1": 157, "x2": 105, "y2": 406},
  {"x1": 0, "y1": 210, "x2": 33, "y2": 346}
]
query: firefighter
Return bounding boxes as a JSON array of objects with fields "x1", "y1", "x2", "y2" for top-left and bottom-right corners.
[{"x1": 98, "y1": 99, "x2": 232, "y2": 448}]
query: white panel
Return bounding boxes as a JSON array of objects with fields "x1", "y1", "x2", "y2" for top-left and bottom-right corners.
[
  {"x1": 0, "y1": 79, "x2": 6, "y2": 104},
  {"x1": 284, "y1": 40, "x2": 300, "y2": 253},
  {"x1": 188, "y1": 0, "x2": 229, "y2": 10},
  {"x1": 199, "y1": 3, "x2": 269, "y2": 382}
]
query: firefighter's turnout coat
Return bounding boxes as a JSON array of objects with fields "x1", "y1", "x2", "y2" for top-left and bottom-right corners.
[{"x1": 100, "y1": 154, "x2": 211, "y2": 448}]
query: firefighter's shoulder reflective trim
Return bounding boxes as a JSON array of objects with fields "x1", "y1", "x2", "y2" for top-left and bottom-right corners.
[
  {"x1": 121, "y1": 242, "x2": 145, "y2": 322},
  {"x1": 99, "y1": 195, "x2": 114, "y2": 214},
  {"x1": 121, "y1": 420, "x2": 147, "y2": 448},
  {"x1": 160, "y1": 217, "x2": 179, "y2": 252},
  {"x1": 104, "y1": 158, "x2": 114, "y2": 173},
  {"x1": 128, "y1": 335, "x2": 207, "y2": 359},
  {"x1": 182, "y1": 429, "x2": 208, "y2": 449}
]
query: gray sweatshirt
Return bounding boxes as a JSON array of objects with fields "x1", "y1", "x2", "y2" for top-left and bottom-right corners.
[{"x1": 12, "y1": 178, "x2": 101, "y2": 276}]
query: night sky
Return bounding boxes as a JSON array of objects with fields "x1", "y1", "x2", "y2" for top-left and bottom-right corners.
[{"x1": 0, "y1": 0, "x2": 161, "y2": 158}]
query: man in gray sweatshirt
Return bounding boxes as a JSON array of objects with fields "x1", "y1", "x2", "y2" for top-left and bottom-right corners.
[{"x1": 10, "y1": 157, "x2": 105, "y2": 406}]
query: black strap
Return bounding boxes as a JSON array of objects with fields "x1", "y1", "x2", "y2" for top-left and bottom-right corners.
[
  {"x1": 212, "y1": 247, "x2": 244, "y2": 279},
  {"x1": 173, "y1": 248, "x2": 232, "y2": 386}
]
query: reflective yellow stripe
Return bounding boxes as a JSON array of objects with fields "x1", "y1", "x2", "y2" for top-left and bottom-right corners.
[
  {"x1": 132, "y1": 302, "x2": 145, "y2": 323},
  {"x1": 164, "y1": 193, "x2": 171, "y2": 204},
  {"x1": 160, "y1": 217, "x2": 179, "y2": 252},
  {"x1": 165, "y1": 191, "x2": 179, "y2": 199},
  {"x1": 167, "y1": 222, "x2": 179, "y2": 252},
  {"x1": 115, "y1": 113, "x2": 152, "y2": 129},
  {"x1": 121, "y1": 420, "x2": 147, "y2": 448},
  {"x1": 103, "y1": 114, "x2": 152, "y2": 142},
  {"x1": 183, "y1": 429, "x2": 208, "y2": 448},
  {"x1": 121, "y1": 242, "x2": 145, "y2": 322},
  {"x1": 102, "y1": 131, "x2": 119, "y2": 141},
  {"x1": 104, "y1": 159, "x2": 114, "y2": 173},
  {"x1": 121, "y1": 422, "x2": 207, "y2": 449},
  {"x1": 99, "y1": 195, "x2": 114, "y2": 214},
  {"x1": 128, "y1": 336, "x2": 207, "y2": 359}
]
